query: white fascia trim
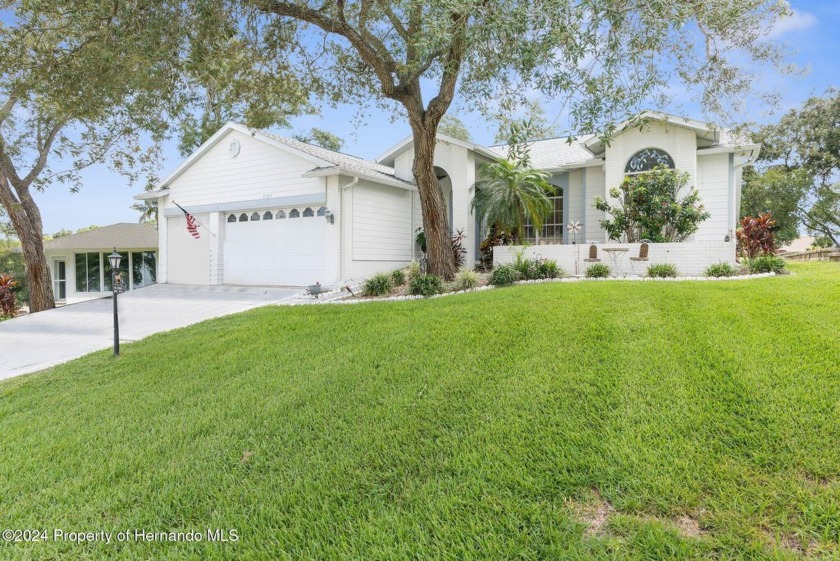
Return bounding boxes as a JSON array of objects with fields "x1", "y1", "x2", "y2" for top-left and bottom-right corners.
[
  {"x1": 543, "y1": 158, "x2": 604, "y2": 173},
  {"x1": 696, "y1": 143, "x2": 761, "y2": 157},
  {"x1": 301, "y1": 168, "x2": 417, "y2": 191},
  {"x1": 133, "y1": 188, "x2": 169, "y2": 201},
  {"x1": 154, "y1": 122, "x2": 334, "y2": 190}
]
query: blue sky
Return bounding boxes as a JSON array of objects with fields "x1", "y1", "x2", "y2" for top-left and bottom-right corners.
[{"x1": 33, "y1": 0, "x2": 840, "y2": 234}]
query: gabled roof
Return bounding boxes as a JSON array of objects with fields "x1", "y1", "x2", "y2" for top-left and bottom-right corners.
[
  {"x1": 375, "y1": 133, "x2": 500, "y2": 166},
  {"x1": 583, "y1": 111, "x2": 729, "y2": 154},
  {"x1": 43, "y1": 224, "x2": 157, "y2": 251},
  {"x1": 138, "y1": 123, "x2": 413, "y2": 200}
]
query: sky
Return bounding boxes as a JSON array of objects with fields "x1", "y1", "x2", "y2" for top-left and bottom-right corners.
[{"x1": 28, "y1": 0, "x2": 840, "y2": 234}]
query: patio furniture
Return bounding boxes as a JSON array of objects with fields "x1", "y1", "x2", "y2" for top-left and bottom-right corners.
[
  {"x1": 629, "y1": 242, "x2": 650, "y2": 275},
  {"x1": 602, "y1": 247, "x2": 630, "y2": 277},
  {"x1": 583, "y1": 244, "x2": 601, "y2": 263}
]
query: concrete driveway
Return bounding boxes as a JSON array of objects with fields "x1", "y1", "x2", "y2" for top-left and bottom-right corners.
[{"x1": 0, "y1": 284, "x2": 300, "y2": 380}]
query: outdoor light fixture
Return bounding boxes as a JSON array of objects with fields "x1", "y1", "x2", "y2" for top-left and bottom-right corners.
[
  {"x1": 109, "y1": 248, "x2": 123, "y2": 357},
  {"x1": 324, "y1": 209, "x2": 335, "y2": 224}
]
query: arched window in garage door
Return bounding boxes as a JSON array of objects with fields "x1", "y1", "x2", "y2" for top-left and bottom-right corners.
[
  {"x1": 263, "y1": 211, "x2": 273, "y2": 220},
  {"x1": 227, "y1": 214, "x2": 237, "y2": 223},
  {"x1": 303, "y1": 207, "x2": 314, "y2": 217},
  {"x1": 239, "y1": 213, "x2": 248, "y2": 222},
  {"x1": 317, "y1": 206, "x2": 327, "y2": 216},
  {"x1": 251, "y1": 212, "x2": 261, "y2": 221},
  {"x1": 289, "y1": 209, "x2": 300, "y2": 218},
  {"x1": 276, "y1": 210, "x2": 286, "y2": 219}
]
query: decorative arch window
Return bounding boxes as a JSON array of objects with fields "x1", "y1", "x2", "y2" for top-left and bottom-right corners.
[
  {"x1": 238, "y1": 213, "x2": 249, "y2": 222},
  {"x1": 227, "y1": 214, "x2": 237, "y2": 223},
  {"x1": 276, "y1": 210, "x2": 287, "y2": 219},
  {"x1": 317, "y1": 206, "x2": 327, "y2": 217},
  {"x1": 302, "y1": 207, "x2": 314, "y2": 217},
  {"x1": 263, "y1": 211, "x2": 273, "y2": 220},
  {"x1": 624, "y1": 148, "x2": 675, "y2": 174},
  {"x1": 250, "y1": 212, "x2": 261, "y2": 221},
  {"x1": 289, "y1": 208, "x2": 300, "y2": 218}
]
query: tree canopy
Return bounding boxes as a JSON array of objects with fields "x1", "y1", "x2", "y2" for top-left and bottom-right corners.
[
  {"x1": 241, "y1": 0, "x2": 790, "y2": 278},
  {"x1": 745, "y1": 90, "x2": 840, "y2": 246}
]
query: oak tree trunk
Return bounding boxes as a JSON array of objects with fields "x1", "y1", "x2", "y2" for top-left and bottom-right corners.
[
  {"x1": 406, "y1": 112, "x2": 457, "y2": 280},
  {"x1": 0, "y1": 173, "x2": 55, "y2": 312}
]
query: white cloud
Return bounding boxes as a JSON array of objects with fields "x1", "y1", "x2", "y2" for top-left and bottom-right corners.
[{"x1": 768, "y1": 9, "x2": 818, "y2": 38}]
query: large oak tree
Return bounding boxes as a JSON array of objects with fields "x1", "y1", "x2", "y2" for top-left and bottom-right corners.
[
  {"x1": 0, "y1": 1, "x2": 307, "y2": 312},
  {"x1": 243, "y1": 0, "x2": 789, "y2": 279}
]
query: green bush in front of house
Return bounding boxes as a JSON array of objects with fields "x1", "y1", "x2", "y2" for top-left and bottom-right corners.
[
  {"x1": 489, "y1": 264, "x2": 520, "y2": 286},
  {"x1": 408, "y1": 274, "x2": 444, "y2": 297},
  {"x1": 745, "y1": 254, "x2": 786, "y2": 274},
  {"x1": 390, "y1": 269, "x2": 406, "y2": 287},
  {"x1": 585, "y1": 263, "x2": 611, "y2": 278},
  {"x1": 363, "y1": 273, "x2": 393, "y2": 297},
  {"x1": 705, "y1": 262, "x2": 737, "y2": 277},
  {"x1": 647, "y1": 263, "x2": 678, "y2": 278},
  {"x1": 454, "y1": 268, "x2": 479, "y2": 291}
]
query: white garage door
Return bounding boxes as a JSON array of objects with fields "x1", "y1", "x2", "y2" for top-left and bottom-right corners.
[{"x1": 223, "y1": 211, "x2": 332, "y2": 286}]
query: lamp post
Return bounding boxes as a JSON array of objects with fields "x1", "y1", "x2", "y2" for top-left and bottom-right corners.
[{"x1": 108, "y1": 248, "x2": 122, "y2": 357}]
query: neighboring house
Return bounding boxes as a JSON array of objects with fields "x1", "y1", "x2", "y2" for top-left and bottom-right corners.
[
  {"x1": 44, "y1": 223, "x2": 158, "y2": 304},
  {"x1": 136, "y1": 112, "x2": 758, "y2": 286},
  {"x1": 778, "y1": 236, "x2": 816, "y2": 254}
]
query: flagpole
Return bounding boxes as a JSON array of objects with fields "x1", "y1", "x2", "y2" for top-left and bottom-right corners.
[{"x1": 172, "y1": 201, "x2": 217, "y2": 237}]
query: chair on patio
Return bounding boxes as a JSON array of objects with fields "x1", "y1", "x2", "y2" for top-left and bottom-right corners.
[
  {"x1": 629, "y1": 242, "x2": 650, "y2": 275},
  {"x1": 583, "y1": 244, "x2": 601, "y2": 263}
]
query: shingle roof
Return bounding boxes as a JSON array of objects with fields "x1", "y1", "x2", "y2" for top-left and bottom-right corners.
[
  {"x1": 43, "y1": 223, "x2": 158, "y2": 251},
  {"x1": 256, "y1": 130, "x2": 413, "y2": 186},
  {"x1": 488, "y1": 135, "x2": 597, "y2": 169}
]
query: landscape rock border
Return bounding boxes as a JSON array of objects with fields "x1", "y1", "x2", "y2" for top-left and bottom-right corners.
[{"x1": 285, "y1": 272, "x2": 778, "y2": 306}]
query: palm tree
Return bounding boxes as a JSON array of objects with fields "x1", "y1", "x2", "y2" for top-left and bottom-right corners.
[
  {"x1": 131, "y1": 200, "x2": 158, "y2": 225},
  {"x1": 471, "y1": 158, "x2": 556, "y2": 244}
]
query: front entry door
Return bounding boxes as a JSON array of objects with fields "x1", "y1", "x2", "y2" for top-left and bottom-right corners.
[{"x1": 53, "y1": 260, "x2": 66, "y2": 301}]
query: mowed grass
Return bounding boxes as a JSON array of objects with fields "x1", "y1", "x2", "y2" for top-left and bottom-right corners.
[{"x1": 0, "y1": 262, "x2": 838, "y2": 560}]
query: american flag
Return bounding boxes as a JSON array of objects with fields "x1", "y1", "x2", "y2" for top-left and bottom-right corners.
[{"x1": 174, "y1": 202, "x2": 201, "y2": 239}]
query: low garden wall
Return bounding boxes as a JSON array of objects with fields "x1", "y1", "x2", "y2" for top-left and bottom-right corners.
[{"x1": 493, "y1": 241, "x2": 737, "y2": 277}]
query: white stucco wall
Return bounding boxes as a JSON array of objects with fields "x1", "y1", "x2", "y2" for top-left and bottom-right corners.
[
  {"x1": 695, "y1": 153, "x2": 731, "y2": 242},
  {"x1": 166, "y1": 213, "x2": 210, "y2": 285},
  {"x1": 494, "y1": 241, "x2": 736, "y2": 277}
]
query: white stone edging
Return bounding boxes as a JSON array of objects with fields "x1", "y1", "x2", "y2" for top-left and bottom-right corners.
[{"x1": 284, "y1": 272, "x2": 778, "y2": 306}]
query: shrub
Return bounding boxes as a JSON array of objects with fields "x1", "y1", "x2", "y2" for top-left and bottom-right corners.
[
  {"x1": 407, "y1": 261, "x2": 421, "y2": 280},
  {"x1": 451, "y1": 229, "x2": 467, "y2": 269},
  {"x1": 362, "y1": 273, "x2": 393, "y2": 297},
  {"x1": 409, "y1": 274, "x2": 444, "y2": 297},
  {"x1": 513, "y1": 248, "x2": 539, "y2": 280},
  {"x1": 585, "y1": 263, "x2": 611, "y2": 278},
  {"x1": 647, "y1": 263, "x2": 678, "y2": 278},
  {"x1": 0, "y1": 274, "x2": 19, "y2": 317},
  {"x1": 737, "y1": 213, "x2": 777, "y2": 258},
  {"x1": 454, "y1": 268, "x2": 479, "y2": 291},
  {"x1": 705, "y1": 262, "x2": 736, "y2": 277},
  {"x1": 746, "y1": 254, "x2": 786, "y2": 274},
  {"x1": 536, "y1": 259, "x2": 565, "y2": 279},
  {"x1": 489, "y1": 264, "x2": 520, "y2": 286},
  {"x1": 390, "y1": 269, "x2": 406, "y2": 286}
]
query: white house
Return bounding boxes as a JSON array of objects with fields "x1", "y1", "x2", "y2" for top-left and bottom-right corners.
[
  {"x1": 44, "y1": 223, "x2": 158, "y2": 304},
  {"x1": 136, "y1": 112, "x2": 758, "y2": 286}
]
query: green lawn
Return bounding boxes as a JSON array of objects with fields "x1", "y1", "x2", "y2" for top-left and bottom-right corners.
[{"x1": 1, "y1": 262, "x2": 838, "y2": 560}]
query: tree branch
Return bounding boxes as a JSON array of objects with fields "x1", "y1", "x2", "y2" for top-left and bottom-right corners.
[
  {"x1": 259, "y1": 0, "x2": 404, "y2": 99},
  {"x1": 21, "y1": 117, "x2": 67, "y2": 189},
  {"x1": 426, "y1": 11, "x2": 467, "y2": 123}
]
